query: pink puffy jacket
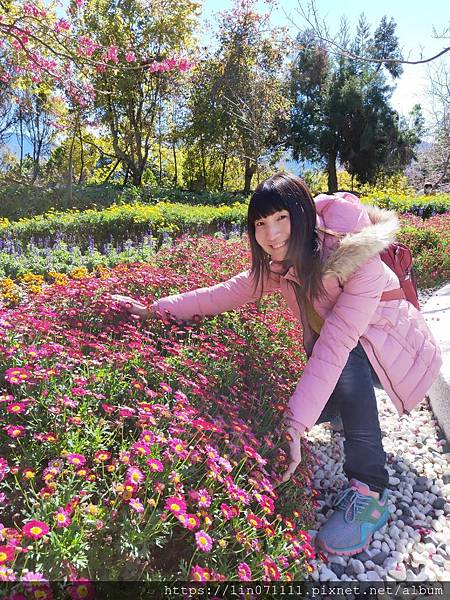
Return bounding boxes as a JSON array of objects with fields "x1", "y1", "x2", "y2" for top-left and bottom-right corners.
[{"x1": 153, "y1": 193, "x2": 442, "y2": 434}]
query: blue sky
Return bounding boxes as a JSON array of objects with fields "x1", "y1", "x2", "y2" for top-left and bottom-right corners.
[{"x1": 201, "y1": 0, "x2": 448, "y2": 119}]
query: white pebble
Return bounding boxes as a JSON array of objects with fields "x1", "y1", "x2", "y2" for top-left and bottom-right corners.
[
  {"x1": 350, "y1": 559, "x2": 365, "y2": 575},
  {"x1": 388, "y1": 564, "x2": 406, "y2": 580}
]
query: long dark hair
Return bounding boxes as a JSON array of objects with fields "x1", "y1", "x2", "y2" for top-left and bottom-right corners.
[{"x1": 247, "y1": 171, "x2": 325, "y2": 302}]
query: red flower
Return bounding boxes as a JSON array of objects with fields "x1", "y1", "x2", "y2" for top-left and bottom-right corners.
[
  {"x1": 0, "y1": 545, "x2": 15, "y2": 564},
  {"x1": 67, "y1": 579, "x2": 95, "y2": 600},
  {"x1": 23, "y1": 520, "x2": 50, "y2": 539}
]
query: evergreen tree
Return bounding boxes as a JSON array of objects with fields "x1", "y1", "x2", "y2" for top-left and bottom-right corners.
[{"x1": 289, "y1": 16, "x2": 420, "y2": 191}]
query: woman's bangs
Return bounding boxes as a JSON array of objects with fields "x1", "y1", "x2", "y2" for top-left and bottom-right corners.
[{"x1": 248, "y1": 191, "x2": 288, "y2": 222}]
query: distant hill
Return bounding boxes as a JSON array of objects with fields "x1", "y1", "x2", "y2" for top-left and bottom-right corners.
[{"x1": 275, "y1": 152, "x2": 318, "y2": 175}]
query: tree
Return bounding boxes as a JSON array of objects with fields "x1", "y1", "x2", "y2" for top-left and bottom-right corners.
[
  {"x1": 406, "y1": 59, "x2": 450, "y2": 191},
  {"x1": 71, "y1": 0, "x2": 199, "y2": 186},
  {"x1": 184, "y1": 0, "x2": 290, "y2": 194},
  {"x1": 288, "y1": 17, "x2": 421, "y2": 191},
  {"x1": 0, "y1": 0, "x2": 196, "y2": 187},
  {"x1": 18, "y1": 88, "x2": 57, "y2": 182}
]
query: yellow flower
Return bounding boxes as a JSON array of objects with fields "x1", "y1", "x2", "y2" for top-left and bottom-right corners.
[{"x1": 70, "y1": 267, "x2": 89, "y2": 280}]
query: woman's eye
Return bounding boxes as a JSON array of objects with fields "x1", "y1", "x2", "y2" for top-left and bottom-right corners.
[{"x1": 256, "y1": 222, "x2": 264, "y2": 227}]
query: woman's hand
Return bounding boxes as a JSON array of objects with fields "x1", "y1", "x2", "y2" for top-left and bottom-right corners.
[
  {"x1": 280, "y1": 423, "x2": 302, "y2": 483},
  {"x1": 111, "y1": 294, "x2": 152, "y2": 320}
]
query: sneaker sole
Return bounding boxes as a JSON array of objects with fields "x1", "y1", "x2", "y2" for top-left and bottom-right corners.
[{"x1": 316, "y1": 511, "x2": 389, "y2": 556}]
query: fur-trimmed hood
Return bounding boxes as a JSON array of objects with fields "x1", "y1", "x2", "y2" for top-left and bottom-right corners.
[{"x1": 320, "y1": 203, "x2": 400, "y2": 284}]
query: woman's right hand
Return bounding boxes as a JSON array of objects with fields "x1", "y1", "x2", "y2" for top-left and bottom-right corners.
[{"x1": 111, "y1": 294, "x2": 152, "y2": 320}]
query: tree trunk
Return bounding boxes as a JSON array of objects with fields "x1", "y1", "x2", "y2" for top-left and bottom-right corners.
[
  {"x1": 78, "y1": 125, "x2": 84, "y2": 185},
  {"x1": 200, "y1": 141, "x2": 207, "y2": 190},
  {"x1": 220, "y1": 154, "x2": 227, "y2": 191},
  {"x1": 131, "y1": 168, "x2": 142, "y2": 187},
  {"x1": 327, "y1": 152, "x2": 338, "y2": 192},
  {"x1": 103, "y1": 159, "x2": 121, "y2": 184},
  {"x1": 66, "y1": 127, "x2": 76, "y2": 207},
  {"x1": 243, "y1": 157, "x2": 257, "y2": 194},
  {"x1": 158, "y1": 138, "x2": 162, "y2": 184},
  {"x1": 172, "y1": 141, "x2": 178, "y2": 187},
  {"x1": 19, "y1": 107, "x2": 24, "y2": 176}
]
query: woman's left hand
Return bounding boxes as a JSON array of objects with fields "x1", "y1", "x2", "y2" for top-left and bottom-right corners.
[{"x1": 280, "y1": 424, "x2": 302, "y2": 483}]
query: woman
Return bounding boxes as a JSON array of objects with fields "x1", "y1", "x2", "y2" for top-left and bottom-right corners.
[{"x1": 112, "y1": 172, "x2": 441, "y2": 556}]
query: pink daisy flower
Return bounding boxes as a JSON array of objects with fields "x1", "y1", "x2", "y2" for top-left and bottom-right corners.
[
  {"x1": 126, "y1": 466, "x2": 144, "y2": 485},
  {"x1": 237, "y1": 562, "x2": 252, "y2": 581},
  {"x1": 195, "y1": 530, "x2": 213, "y2": 552},
  {"x1": 177, "y1": 513, "x2": 200, "y2": 530},
  {"x1": 197, "y1": 489, "x2": 211, "y2": 508},
  {"x1": 159, "y1": 382, "x2": 172, "y2": 393},
  {"x1": 132, "y1": 441, "x2": 150, "y2": 456},
  {"x1": 146, "y1": 458, "x2": 163, "y2": 472},
  {"x1": 4, "y1": 425, "x2": 25, "y2": 439},
  {"x1": 6, "y1": 402, "x2": 27, "y2": 414},
  {"x1": 204, "y1": 445, "x2": 219, "y2": 461},
  {"x1": 118, "y1": 407, "x2": 135, "y2": 418},
  {"x1": 164, "y1": 495, "x2": 186, "y2": 515},
  {"x1": 94, "y1": 450, "x2": 111, "y2": 462},
  {"x1": 54, "y1": 509, "x2": 71, "y2": 528},
  {"x1": 0, "y1": 545, "x2": 15, "y2": 564},
  {"x1": 262, "y1": 556, "x2": 280, "y2": 581},
  {"x1": 190, "y1": 565, "x2": 211, "y2": 582},
  {"x1": 220, "y1": 503, "x2": 234, "y2": 520},
  {"x1": 23, "y1": 520, "x2": 49, "y2": 540},
  {"x1": 246, "y1": 513, "x2": 264, "y2": 529},
  {"x1": 67, "y1": 454, "x2": 86, "y2": 466},
  {"x1": 4, "y1": 367, "x2": 30, "y2": 385},
  {"x1": 67, "y1": 579, "x2": 95, "y2": 600},
  {"x1": 119, "y1": 451, "x2": 131, "y2": 464},
  {"x1": 140, "y1": 429, "x2": 157, "y2": 444},
  {"x1": 168, "y1": 438, "x2": 188, "y2": 459},
  {"x1": 129, "y1": 498, "x2": 144, "y2": 513}
]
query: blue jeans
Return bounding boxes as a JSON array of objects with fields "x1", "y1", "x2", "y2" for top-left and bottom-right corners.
[{"x1": 316, "y1": 342, "x2": 389, "y2": 494}]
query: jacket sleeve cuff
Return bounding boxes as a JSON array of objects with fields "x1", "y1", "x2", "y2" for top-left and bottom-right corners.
[{"x1": 284, "y1": 417, "x2": 307, "y2": 436}]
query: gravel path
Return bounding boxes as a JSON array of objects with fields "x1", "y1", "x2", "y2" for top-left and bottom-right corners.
[{"x1": 305, "y1": 388, "x2": 450, "y2": 582}]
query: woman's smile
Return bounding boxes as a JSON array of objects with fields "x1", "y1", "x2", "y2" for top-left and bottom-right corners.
[{"x1": 254, "y1": 210, "x2": 291, "y2": 258}]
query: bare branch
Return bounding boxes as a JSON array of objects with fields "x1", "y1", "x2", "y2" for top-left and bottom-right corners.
[{"x1": 286, "y1": 0, "x2": 450, "y2": 65}]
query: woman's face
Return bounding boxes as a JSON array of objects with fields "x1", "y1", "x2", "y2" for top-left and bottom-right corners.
[{"x1": 254, "y1": 209, "x2": 291, "y2": 261}]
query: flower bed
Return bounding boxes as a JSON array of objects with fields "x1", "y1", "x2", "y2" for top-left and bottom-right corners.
[
  {"x1": 361, "y1": 193, "x2": 450, "y2": 218},
  {"x1": 398, "y1": 213, "x2": 450, "y2": 288},
  {"x1": 0, "y1": 210, "x2": 448, "y2": 306},
  {"x1": 0, "y1": 236, "x2": 317, "y2": 587},
  {"x1": 0, "y1": 202, "x2": 247, "y2": 251}
]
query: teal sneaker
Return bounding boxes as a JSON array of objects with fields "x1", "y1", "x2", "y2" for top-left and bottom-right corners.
[{"x1": 316, "y1": 479, "x2": 389, "y2": 556}]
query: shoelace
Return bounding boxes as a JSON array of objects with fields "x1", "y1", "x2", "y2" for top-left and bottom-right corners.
[{"x1": 333, "y1": 487, "x2": 371, "y2": 523}]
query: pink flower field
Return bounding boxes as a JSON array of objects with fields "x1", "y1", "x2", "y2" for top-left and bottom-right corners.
[{"x1": 0, "y1": 236, "x2": 319, "y2": 587}]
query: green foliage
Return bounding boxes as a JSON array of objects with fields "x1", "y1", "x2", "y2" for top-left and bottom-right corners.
[
  {"x1": 397, "y1": 213, "x2": 450, "y2": 288},
  {"x1": 0, "y1": 183, "x2": 125, "y2": 220},
  {"x1": 0, "y1": 237, "x2": 157, "y2": 279},
  {"x1": 362, "y1": 194, "x2": 450, "y2": 218},
  {"x1": 0, "y1": 184, "x2": 248, "y2": 221},
  {"x1": 0, "y1": 201, "x2": 248, "y2": 250},
  {"x1": 45, "y1": 132, "x2": 109, "y2": 184}
]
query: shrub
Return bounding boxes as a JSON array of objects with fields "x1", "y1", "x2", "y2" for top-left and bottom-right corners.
[
  {"x1": 0, "y1": 202, "x2": 247, "y2": 251},
  {"x1": 398, "y1": 213, "x2": 450, "y2": 288},
  {"x1": 0, "y1": 184, "x2": 248, "y2": 222},
  {"x1": 362, "y1": 194, "x2": 450, "y2": 218}
]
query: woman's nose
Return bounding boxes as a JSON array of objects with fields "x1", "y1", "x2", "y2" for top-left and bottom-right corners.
[{"x1": 266, "y1": 223, "x2": 281, "y2": 241}]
